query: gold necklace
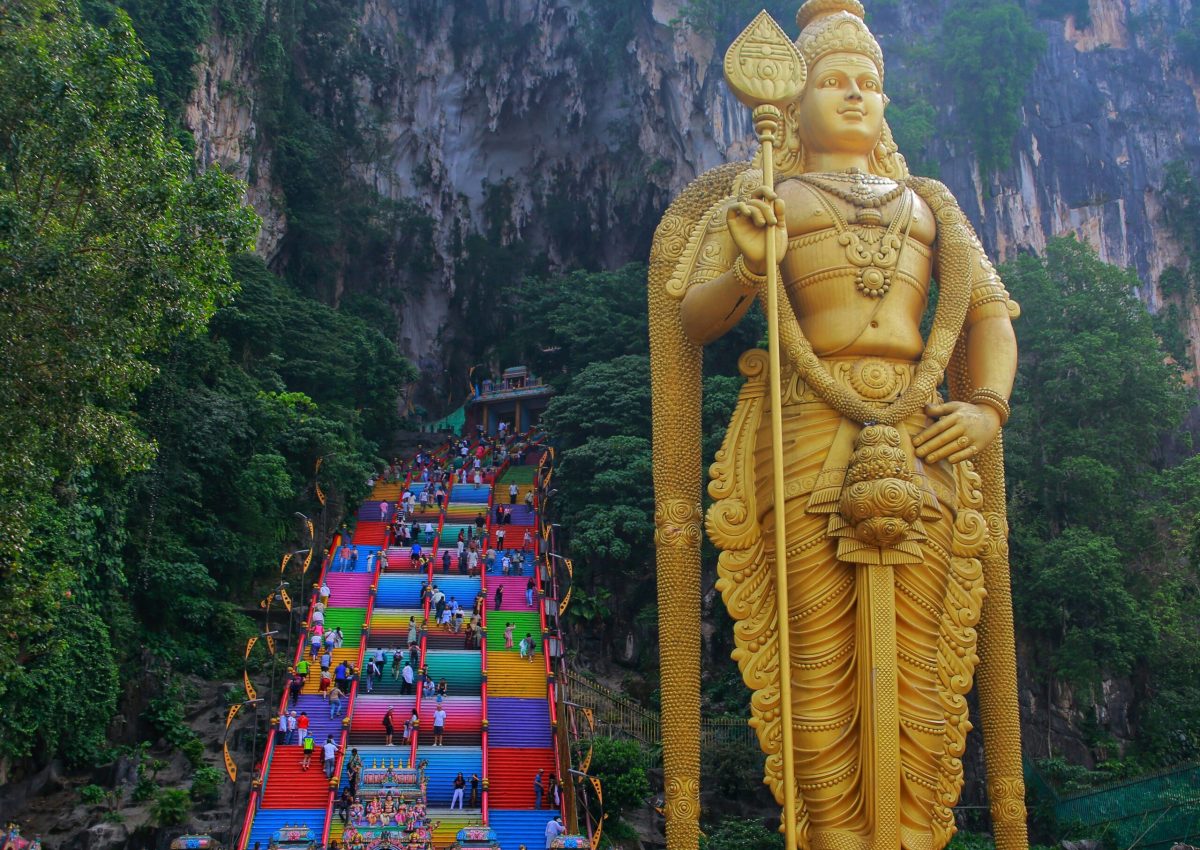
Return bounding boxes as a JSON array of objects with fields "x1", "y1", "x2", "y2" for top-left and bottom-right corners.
[
  {"x1": 801, "y1": 170, "x2": 906, "y2": 213},
  {"x1": 798, "y1": 181, "x2": 915, "y2": 298}
]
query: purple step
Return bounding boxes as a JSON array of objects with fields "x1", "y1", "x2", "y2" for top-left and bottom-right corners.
[
  {"x1": 283, "y1": 694, "x2": 347, "y2": 744},
  {"x1": 486, "y1": 697, "x2": 552, "y2": 748},
  {"x1": 496, "y1": 505, "x2": 535, "y2": 525},
  {"x1": 357, "y1": 500, "x2": 395, "y2": 522}
]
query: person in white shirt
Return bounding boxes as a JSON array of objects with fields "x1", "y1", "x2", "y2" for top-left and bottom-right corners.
[
  {"x1": 544, "y1": 817, "x2": 566, "y2": 849},
  {"x1": 322, "y1": 736, "x2": 340, "y2": 778},
  {"x1": 433, "y1": 707, "x2": 447, "y2": 746}
]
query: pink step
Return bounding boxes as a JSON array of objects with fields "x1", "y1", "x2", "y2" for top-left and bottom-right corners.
[
  {"x1": 325, "y1": 573, "x2": 372, "y2": 606},
  {"x1": 487, "y1": 576, "x2": 538, "y2": 612}
]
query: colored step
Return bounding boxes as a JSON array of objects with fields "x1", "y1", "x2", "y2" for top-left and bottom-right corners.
[
  {"x1": 247, "y1": 808, "x2": 327, "y2": 849},
  {"x1": 316, "y1": 608, "x2": 367, "y2": 646},
  {"x1": 351, "y1": 521, "x2": 388, "y2": 547},
  {"x1": 487, "y1": 698, "x2": 552, "y2": 748},
  {"x1": 376, "y1": 575, "x2": 428, "y2": 608},
  {"x1": 298, "y1": 648, "x2": 361, "y2": 694},
  {"x1": 489, "y1": 810, "x2": 558, "y2": 850},
  {"x1": 357, "y1": 501, "x2": 396, "y2": 522},
  {"x1": 282, "y1": 694, "x2": 350, "y2": 743},
  {"x1": 259, "y1": 747, "x2": 336, "y2": 809},
  {"x1": 324, "y1": 574, "x2": 372, "y2": 607},
  {"x1": 487, "y1": 576, "x2": 540, "y2": 612},
  {"x1": 367, "y1": 609, "x2": 426, "y2": 646},
  {"x1": 428, "y1": 811, "x2": 485, "y2": 846},
  {"x1": 486, "y1": 747, "x2": 557, "y2": 810},
  {"x1": 346, "y1": 695, "x2": 415, "y2": 745},
  {"x1": 352, "y1": 696, "x2": 482, "y2": 746},
  {"x1": 485, "y1": 652, "x2": 545, "y2": 699},
  {"x1": 485, "y1": 612, "x2": 542, "y2": 653},
  {"x1": 414, "y1": 745, "x2": 483, "y2": 807}
]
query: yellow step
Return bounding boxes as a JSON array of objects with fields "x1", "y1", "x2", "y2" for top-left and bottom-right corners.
[{"x1": 485, "y1": 652, "x2": 546, "y2": 698}]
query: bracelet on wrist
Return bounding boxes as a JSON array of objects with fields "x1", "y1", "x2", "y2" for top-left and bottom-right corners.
[
  {"x1": 969, "y1": 388, "x2": 1011, "y2": 426},
  {"x1": 733, "y1": 255, "x2": 767, "y2": 289}
]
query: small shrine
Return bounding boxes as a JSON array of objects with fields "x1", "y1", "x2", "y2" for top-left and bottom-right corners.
[
  {"x1": 466, "y1": 366, "x2": 553, "y2": 436},
  {"x1": 340, "y1": 759, "x2": 432, "y2": 850},
  {"x1": 170, "y1": 836, "x2": 219, "y2": 850},
  {"x1": 1, "y1": 824, "x2": 40, "y2": 850},
  {"x1": 448, "y1": 826, "x2": 499, "y2": 850}
]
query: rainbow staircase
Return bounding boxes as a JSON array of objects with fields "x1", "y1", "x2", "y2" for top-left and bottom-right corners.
[
  {"x1": 241, "y1": 441, "x2": 563, "y2": 850},
  {"x1": 242, "y1": 495, "x2": 380, "y2": 848}
]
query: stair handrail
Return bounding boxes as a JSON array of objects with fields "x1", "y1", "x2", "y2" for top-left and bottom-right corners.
[
  {"x1": 320, "y1": 552, "x2": 379, "y2": 848},
  {"x1": 477, "y1": 435, "x2": 492, "y2": 823},
  {"x1": 237, "y1": 532, "x2": 340, "y2": 850}
]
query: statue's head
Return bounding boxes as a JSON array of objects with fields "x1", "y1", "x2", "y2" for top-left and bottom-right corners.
[{"x1": 774, "y1": 0, "x2": 906, "y2": 178}]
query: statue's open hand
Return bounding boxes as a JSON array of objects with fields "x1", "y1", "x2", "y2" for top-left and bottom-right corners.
[
  {"x1": 912, "y1": 401, "x2": 1002, "y2": 465},
  {"x1": 727, "y1": 187, "x2": 787, "y2": 275}
]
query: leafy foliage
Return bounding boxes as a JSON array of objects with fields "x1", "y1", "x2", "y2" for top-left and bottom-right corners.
[
  {"x1": 1002, "y1": 237, "x2": 1200, "y2": 761},
  {"x1": 936, "y1": 0, "x2": 1046, "y2": 175},
  {"x1": 588, "y1": 737, "x2": 651, "y2": 822},
  {"x1": 700, "y1": 818, "x2": 784, "y2": 850},
  {"x1": 0, "y1": 0, "x2": 414, "y2": 770},
  {"x1": 151, "y1": 788, "x2": 191, "y2": 825}
]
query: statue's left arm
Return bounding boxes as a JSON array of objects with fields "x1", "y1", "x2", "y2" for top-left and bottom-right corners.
[{"x1": 914, "y1": 246, "x2": 1017, "y2": 465}]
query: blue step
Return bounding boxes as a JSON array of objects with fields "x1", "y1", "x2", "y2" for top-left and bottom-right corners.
[
  {"x1": 490, "y1": 810, "x2": 557, "y2": 850},
  {"x1": 376, "y1": 574, "x2": 429, "y2": 608},
  {"x1": 248, "y1": 808, "x2": 326, "y2": 849},
  {"x1": 417, "y1": 745, "x2": 483, "y2": 807}
]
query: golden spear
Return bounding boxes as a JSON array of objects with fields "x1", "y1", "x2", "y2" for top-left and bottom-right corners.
[{"x1": 723, "y1": 12, "x2": 807, "y2": 847}]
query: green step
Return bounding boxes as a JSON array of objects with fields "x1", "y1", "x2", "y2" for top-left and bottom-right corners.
[
  {"x1": 485, "y1": 612, "x2": 542, "y2": 653},
  {"x1": 364, "y1": 649, "x2": 483, "y2": 695},
  {"x1": 498, "y1": 466, "x2": 536, "y2": 484},
  {"x1": 323, "y1": 608, "x2": 367, "y2": 646}
]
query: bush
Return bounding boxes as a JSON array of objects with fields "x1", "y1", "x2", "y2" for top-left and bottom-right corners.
[
  {"x1": 190, "y1": 765, "x2": 224, "y2": 806},
  {"x1": 152, "y1": 788, "x2": 191, "y2": 826},
  {"x1": 701, "y1": 818, "x2": 784, "y2": 850},
  {"x1": 132, "y1": 776, "x2": 159, "y2": 803},
  {"x1": 79, "y1": 784, "x2": 107, "y2": 804},
  {"x1": 180, "y1": 737, "x2": 206, "y2": 768}
]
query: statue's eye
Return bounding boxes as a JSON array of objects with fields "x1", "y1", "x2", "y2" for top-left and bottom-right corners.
[
  {"x1": 863, "y1": 79, "x2": 880, "y2": 90},
  {"x1": 822, "y1": 77, "x2": 838, "y2": 88}
]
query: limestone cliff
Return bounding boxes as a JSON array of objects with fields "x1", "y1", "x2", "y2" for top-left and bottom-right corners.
[{"x1": 184, "y1": 0, "x2": 1200, "y2": 376}]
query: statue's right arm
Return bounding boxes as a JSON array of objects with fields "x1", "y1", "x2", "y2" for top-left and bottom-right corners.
[
  {"x1": 680, "y1": 188, "x2": 787, "y2": 346},
  {"x1": 680, "y1": 261, "x2": 757, "y2": 346}
]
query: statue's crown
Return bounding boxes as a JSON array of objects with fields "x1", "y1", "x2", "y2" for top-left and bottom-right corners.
[{"x1": 795, "y1": 0, "x2": 884, "y2": 80}]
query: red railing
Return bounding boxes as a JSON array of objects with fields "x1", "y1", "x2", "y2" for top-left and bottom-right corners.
[{"x1": 237, "y1": 533, "x2": 341, "y2": 850}]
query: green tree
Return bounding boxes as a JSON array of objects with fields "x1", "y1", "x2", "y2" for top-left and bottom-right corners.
[
  {"x1": 0, "y1": 0, "x2": 255, "y2": 758},
  {"x1": 937, "y1": 0, "x2": 1046, "y2": 174},
  {"x1": 588, "y1": 736, "x2": 651, "y2": 822},
  {"x1": 1001, "y1": 237, "x2": 1200, "y2": 763}
]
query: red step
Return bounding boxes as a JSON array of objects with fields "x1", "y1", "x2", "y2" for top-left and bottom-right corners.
[
  {"x1": 259, "y1": 746, "x2": 335, "y2": 809},
  {"x1": 485, "y1": 747, "x2": 557, "y2": 810}
]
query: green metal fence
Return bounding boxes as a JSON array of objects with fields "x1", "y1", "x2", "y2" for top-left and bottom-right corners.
[{"x1": 1051, "y1": 762, "x2": 1200, "y2": 850}]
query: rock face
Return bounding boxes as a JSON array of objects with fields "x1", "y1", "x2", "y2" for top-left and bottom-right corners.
[
  {"x1": 180, "y1": 0, "x2": 1196, "y2": 769},
  {"x1": 184, "y1": 0, "x2": 1200, "y2": 374}
]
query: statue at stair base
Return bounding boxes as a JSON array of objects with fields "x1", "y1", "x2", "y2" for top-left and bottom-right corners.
[{"x1": 343, "y1": 760, "x2": 432, "y2": 846}]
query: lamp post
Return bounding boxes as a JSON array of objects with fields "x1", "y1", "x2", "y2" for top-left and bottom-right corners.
[{"x1": 224, "y1": 697, "x2": 265, "y2": 845}]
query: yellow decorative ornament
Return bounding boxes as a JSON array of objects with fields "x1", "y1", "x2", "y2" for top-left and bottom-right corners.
[{"x1": 648, "y1": 3, "x2": 1028, "y2": 850}]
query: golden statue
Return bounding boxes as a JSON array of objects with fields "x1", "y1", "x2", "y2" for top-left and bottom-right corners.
[{"x1": 648, "y1": 4, "x2": 1028, "y2": 850}]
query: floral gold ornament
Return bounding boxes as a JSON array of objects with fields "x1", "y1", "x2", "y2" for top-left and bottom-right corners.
[{"x1": 649, "y1": 1, "x2": 1026, "y2": 849}]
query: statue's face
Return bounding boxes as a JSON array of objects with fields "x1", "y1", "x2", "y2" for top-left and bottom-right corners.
[{"x1": 797, "y1": 52, "x2": 884, "y2": 156}]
